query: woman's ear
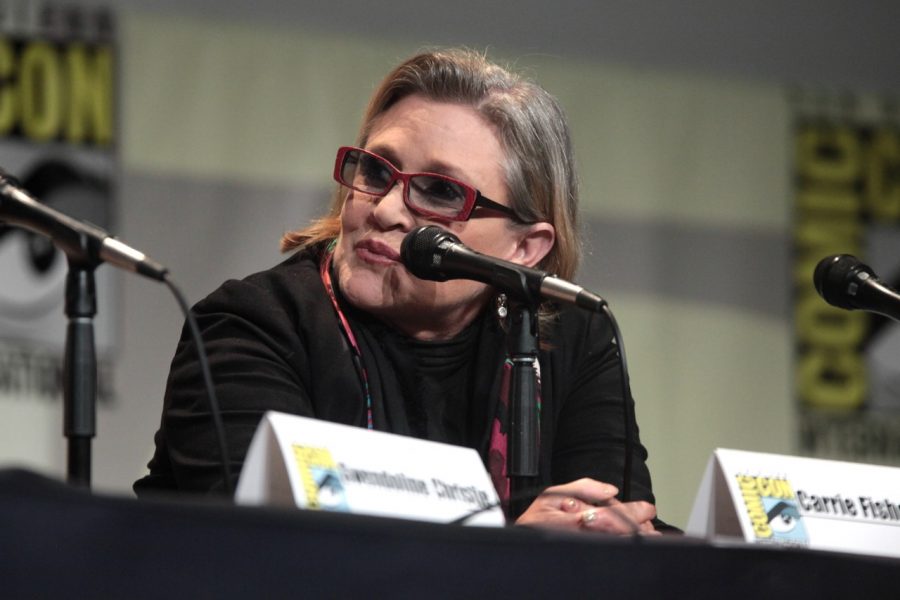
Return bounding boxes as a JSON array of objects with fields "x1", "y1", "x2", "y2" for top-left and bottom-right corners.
[{"x1": 513, "y1": 222, "x2": 556, "y2": 269}]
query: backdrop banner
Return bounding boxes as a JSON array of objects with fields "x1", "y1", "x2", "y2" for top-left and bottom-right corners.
[
  {"x1": 793, "y1": 92, "x2": 900, "y2": 468},
  {"x1": 0, "y1": 2, "x2": 117, "y2": 469}
]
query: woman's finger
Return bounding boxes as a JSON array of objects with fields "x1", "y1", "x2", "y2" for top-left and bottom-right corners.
[
  {"x1": 560, "y1": 496, "x2": 581, "y2": 513},
  {"x1": 579, "y1": 501, "x2": 657, "y2": 535},
  {"x1": 540, "y1": 478, "x2": 619, "y2": 506}
]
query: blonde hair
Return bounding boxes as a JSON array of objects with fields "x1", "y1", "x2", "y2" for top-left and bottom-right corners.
[{"x1": 281, "y1": 48, "x2": 581, "y2": 280}]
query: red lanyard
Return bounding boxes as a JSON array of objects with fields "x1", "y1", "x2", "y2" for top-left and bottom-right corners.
[
  {"x1": 319, "y1": 249, "x2": 374, "y2": 429},
  {"x1": 319, "y1": 246, "x2": 540, "y2": 506}
]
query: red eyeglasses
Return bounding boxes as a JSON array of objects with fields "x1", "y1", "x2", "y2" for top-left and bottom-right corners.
[{"x1": 333, "y1": 146, "x2": 529, "y2": 223}]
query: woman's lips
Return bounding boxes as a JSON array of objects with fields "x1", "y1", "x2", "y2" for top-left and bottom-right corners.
[{"x1": 355, "y1": 239, "x2": 401, "y2": 265}]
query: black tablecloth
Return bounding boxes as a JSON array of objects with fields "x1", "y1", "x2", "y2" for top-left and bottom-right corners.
[{"x1": 1, "y1": 469, "x2": 897, "y2": 599}]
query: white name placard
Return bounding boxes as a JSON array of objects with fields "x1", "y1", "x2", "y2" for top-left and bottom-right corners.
[
  {"x1": 687, "y1": 448, "x2": 900, "y2": 559},
  {"x1": 234, "y1": 411, "x2": 505, "y2": 527}
]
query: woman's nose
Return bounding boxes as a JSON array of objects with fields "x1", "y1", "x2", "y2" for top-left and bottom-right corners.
[{"x1": 370, "y1": 179, "x2": 415, "y2": 230}]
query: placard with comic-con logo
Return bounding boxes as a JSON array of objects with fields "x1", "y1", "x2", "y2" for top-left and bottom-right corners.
[
  {"x1": 236, "y1": 412, "x2": 506, "y2": 526},
  {"x1": 0, "y1": 3, "x2": 116, "y2": 465},
  {"x1": 793, "y1": 92, "x2": 900, "y2": 469},
  {"x1": 687, "y1": 448, "x2": 900, "y2": 559}
]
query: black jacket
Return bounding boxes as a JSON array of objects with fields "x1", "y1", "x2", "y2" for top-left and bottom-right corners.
[{"x1": 135, "y1": 248, "x2": 657, "y2": 512}]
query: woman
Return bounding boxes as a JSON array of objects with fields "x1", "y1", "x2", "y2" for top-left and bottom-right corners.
[{"x1": 136, "y1": 48, "x2": 663, "y2": 534}]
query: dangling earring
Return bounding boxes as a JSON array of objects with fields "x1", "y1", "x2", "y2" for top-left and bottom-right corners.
[{"x1": 496, "y1": 293, "x2": 508, "y2": 320}]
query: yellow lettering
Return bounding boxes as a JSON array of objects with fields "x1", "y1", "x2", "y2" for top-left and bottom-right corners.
[
  {"x1": 759, "y1": 478, "x2": 794, "y2": 499},
  {"x1": 0, "y1": 39, "x2": 15, "y2": 135},
  {"x1": 776, "y1": 479, "x2": 794, "y2": 499},
  {"x1": 64, "y1": 43, "x2": 113, "y2": 145},
  {"x1": 793, "y1": 216, "x2": 860, "y2": 287},
  {"x1": 795, "y1": 292, "x2": 866, "y2": 346},
  {"x1": 797, "y1": 348, "x2": 866, "y2": 409},
  {"x1": 19, "y1": 42, "x2": 62, "y2": 141},
  {"x1": 737, "y1": 476, "x2": 773, "y2": 538},
  {"x1": 797, "y1": 186, "x2": 860, "y2": 215},
  {"x1": 794, "y1": 215, "x2": 860, "y2": 249},
  {"x1": 865, "y1": 129, "x2": 900, "y2": 222},
  {"x1": 796, "y1": 127, "x2": 861, "y2": 184}
]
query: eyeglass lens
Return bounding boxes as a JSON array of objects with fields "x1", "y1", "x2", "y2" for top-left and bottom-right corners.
[{"x1": 341, "y1": 149, "x2": 471, "y2": 218}]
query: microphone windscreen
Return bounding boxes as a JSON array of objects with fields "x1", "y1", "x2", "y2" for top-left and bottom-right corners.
[
  {"x1": 400, "y1": 225, "x2": 459, "y2": 281},
  {"x1": 813, "y1": 254, "x2": 872, "y2": 309}
]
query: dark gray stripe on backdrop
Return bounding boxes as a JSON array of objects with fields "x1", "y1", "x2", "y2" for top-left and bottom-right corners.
[
  {"x1": 118, "y1": 171, "x2": 333, "y2": 295},
  {"x1": 121, "y1": 170, "x2": 790, "y2": 320},
  {"x1": 578, "y1": 216, "x2": 791, "y2": 320}
]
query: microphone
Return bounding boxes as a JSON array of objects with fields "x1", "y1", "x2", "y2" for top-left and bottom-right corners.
[
  {"x1": 400, "y1": 225, "x2": 606, "y2": 312},
  {"x1": 0, "y1": 168, "x2": 168, "y2": 281},
  {"x1": 813, "y1": 254, "x2": 900, "y2": 321}
]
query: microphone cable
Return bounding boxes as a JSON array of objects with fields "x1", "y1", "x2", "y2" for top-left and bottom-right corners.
[
  {"x1": 602, "y1": 303, "x2": 634, "y2": 503},
  {"x1": 449, "y1": 303, "x2": 636, "y2": 522},
  {"x1": 1, "y1": 164, "x2": 233, "y2": 493},
  {"x1": 400, "y1": 226, "x2": 636, "y2": 504},
  {"x1": 159, "y1": 262, "x2": 631, "y2": 502},
  {"x1": 162, "y1": 274, "x2": 233, "y2": 495}
]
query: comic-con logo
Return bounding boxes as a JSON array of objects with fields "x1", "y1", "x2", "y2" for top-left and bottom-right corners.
[
  {"x1": 736, "y1": 475, "x2": 809, "y2": 544},
  {"x1": 291, "y1": 445, "x2": 349, "y2": 511}
]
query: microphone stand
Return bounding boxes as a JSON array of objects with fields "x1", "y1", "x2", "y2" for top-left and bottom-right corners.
[
  {"x1": 63, "y1": 250, "x2": 100, "y2": 488},
  {"x1": 506, "y1": 300, "x2": 540, "y2": 519}
]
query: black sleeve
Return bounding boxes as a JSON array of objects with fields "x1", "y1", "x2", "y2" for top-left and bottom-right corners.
[
  {"x1": 137, "y1": 259, "x2": 369, "y2": 497},
  {"x1": 135, "y1": 275, "x2": 319, "y2": 496},
  {"x1": 547, "y1": 307, "x2": 655, "y2": 504},
  {"x1": 546, "y1": 308, "x2": 681, "y2": 531}
]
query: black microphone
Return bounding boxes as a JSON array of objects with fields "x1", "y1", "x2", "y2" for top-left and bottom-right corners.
[
  {"x1": 400, "y1": 225, "x2": 606, "y2": 312},
  {"x1": 814, "y1": 254, "x2": 900, "y2": 321},
  {"x1": 0, "y1": 168, "x2": 168, "y2": 281}
]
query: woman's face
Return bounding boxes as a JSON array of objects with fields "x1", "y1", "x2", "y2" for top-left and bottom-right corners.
[{"x1": 332, "y1": 94, "x2": 551, "y2": 340}]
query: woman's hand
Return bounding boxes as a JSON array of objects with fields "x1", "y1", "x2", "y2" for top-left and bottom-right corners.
[{"x1": 515, "y1": 478, "x2": 659, "y2": 536}]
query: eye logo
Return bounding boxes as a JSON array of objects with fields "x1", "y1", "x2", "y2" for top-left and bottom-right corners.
[
  {"x1": 0, "y1": 160, "x2": 111, "y2": 321},
  {"x1": 314, "y1": 471, "x2": 349, "y2": 510},
  {"x1": 736, "y1": 475, "x2": 809, "y2": 544},
  {"x1": 767, "y1": 501, "x2": 802, "y2": 533},
  {"x1": 292, "y1": 445, "x2": 349, "y2": 511}
]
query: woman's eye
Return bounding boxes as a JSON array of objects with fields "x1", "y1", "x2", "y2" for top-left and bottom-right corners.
[
  {"x1": 359, "y1": 156, "x2": 392, "y2": 187},
  {"x1": 413, "y1": 177, "x2": 465, "y2": 204}
]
